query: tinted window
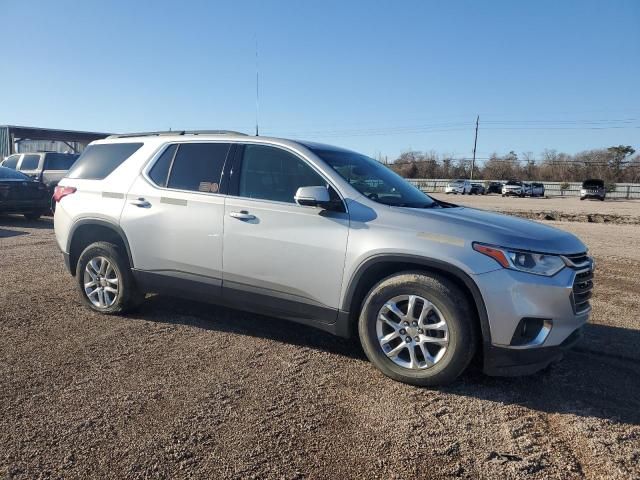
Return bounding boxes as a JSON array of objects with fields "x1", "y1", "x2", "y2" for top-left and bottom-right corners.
[
  {"x1": 0, "y1": 166, "x2": 30, "y2": 180},
  {"x1": 67, "y1": 143, "x2": 143, "y2": 180},
  {"x1": 583, "y1": 179, "x2": 604, "y2": 188},
  {"x1": 148, "y1": 144, "x2": 177, "y2": 187},
  {"x1": 167, "y1": 143, "x2": 230, "y2": 193},
  {"x1": 44, "y1": 153, "x2": 79, "y2": 170},
  {"x1": 239, "y1": 145, "x2": 326, "y2": 203},
  {"x1": 2, "y1": 155, "x2": 20, "y2": 169},
  {"x1": 19, "y1": 154, "x2": 41, "y2": 170}
]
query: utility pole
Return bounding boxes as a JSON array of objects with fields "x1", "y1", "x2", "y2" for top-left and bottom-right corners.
[{"x1": 471, "y1": 115, "x2": 479, "y2": 180}]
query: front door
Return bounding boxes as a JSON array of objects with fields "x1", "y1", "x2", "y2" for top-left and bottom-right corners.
[{"x1": 222, "y1": 143, "x2": 349, "y2": 325}]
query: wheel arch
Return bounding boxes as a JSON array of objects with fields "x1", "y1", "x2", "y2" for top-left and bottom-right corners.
[
  {"x1": 342, "y1": 254, "x2": 492, "y2": 345},
  {"x1": 67, "y1": 219, "x2": 133, "y2": 276}
]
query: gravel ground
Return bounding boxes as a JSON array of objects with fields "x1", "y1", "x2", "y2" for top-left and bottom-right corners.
[
  {"x1": 1, "y1": 215, "x2": 639, "y2": 479},
  {"x1": 431, "y1": 194, "x2": 640, "y2": 224}
]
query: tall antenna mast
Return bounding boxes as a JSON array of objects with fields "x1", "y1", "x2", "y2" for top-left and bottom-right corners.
[{"x1": 255, "y1": 37, "x2": 260, "y2": 136}]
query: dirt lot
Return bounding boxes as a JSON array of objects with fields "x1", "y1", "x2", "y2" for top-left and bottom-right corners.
[
  {"x1": 431, "y1": 193, "x2": 640, "y2": 224},
  {"x1": 1, "y1": 214, "x2": 639, "y2": 480}
]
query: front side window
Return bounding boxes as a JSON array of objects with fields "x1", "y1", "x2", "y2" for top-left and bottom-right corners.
[
  {"x1": 238, "y1": 144, "x2": 326, "y2": 203},
  {"x1": 19, "y1": 154, "x2": 41, "y2": 171},
  {"x1": 166, "y1": 143, "x2": 230, "y2": 193},
  {"x1": 310, "y1": 147, "x2": 438, "y2": 208},
  {"x1": 2, "y1": 155, "x2": 20, "y2": 169}
]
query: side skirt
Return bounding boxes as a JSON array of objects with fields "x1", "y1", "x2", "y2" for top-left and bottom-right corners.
[{"x1": 131, "y1": 269, "x2": 351, "y2": 338}]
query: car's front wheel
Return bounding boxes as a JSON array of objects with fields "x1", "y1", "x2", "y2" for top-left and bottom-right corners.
[
  {"x1": 76, "y1": 241, "x2": 144, "y2": 314},
  {"x1": 358, "y1": 272, "x2": 477, "y2": 386}
]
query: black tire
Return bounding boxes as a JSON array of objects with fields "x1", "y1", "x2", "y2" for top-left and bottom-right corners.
[
  {"x1": 599, "y1": 197, "x2": 605, "y2": 201},
  {"x1": 75, "y1": 241, "x2": 144, "y2": 314},
  {"x1": 24, "y1": 212, "x2": 42, "y2": 221},
  {"x1": 358, "y1": 271, "x2": 477, "y2": 386}
]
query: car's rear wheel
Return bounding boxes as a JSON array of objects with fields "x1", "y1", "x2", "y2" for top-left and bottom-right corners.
[
  {"x1": 358, "y1": 272, "x2": 477, "y2": 386},
  {"x1": 76, "y1": 241, "x2": 144, "y2": 314}
]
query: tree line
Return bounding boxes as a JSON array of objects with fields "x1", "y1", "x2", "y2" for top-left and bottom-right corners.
[{"x1": 390, "y1": 145, "x2": 639, "y2": 184}]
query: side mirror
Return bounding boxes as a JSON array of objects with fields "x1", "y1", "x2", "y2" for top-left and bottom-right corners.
[{"x1": 294, "y1": 186, "x2": 331, "y2": 208}]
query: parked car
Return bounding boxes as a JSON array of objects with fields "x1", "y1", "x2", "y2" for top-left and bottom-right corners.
[
  {"x1": 502, "y1": 180, "x2": 527, "y2": 197},
  {"x1": 470, "y1": 183, "x2": 486, "y2": 195},
  {"x1": 527, "y1": 182, "x2": 545, "y2": 197},
  {"x1": 53, "y1": 131, "x2": 592, "y2": 386},
  {"x1": 1, "y1": 152, "x2": 80, "y2": 208},
  {"x1": 445, "y1": 179, "x2": 471, "y2": 194},
  {"x1": 0, "y1": 166, "x2": 50, "y2": 220},
  {"x1": 486, "y1": 181, "x2": 503, "y2": 194},
  {"x1": 580, "y1": 179, "x2": 606, "y2": 201}
]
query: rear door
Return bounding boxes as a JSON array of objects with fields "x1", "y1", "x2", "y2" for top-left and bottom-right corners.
[
  {"x1": 222, "y1": 143, "x2": 349, "y2": 324},
  {"x1": 120, "y1": 142, "x2": 232, "y2": 297}
]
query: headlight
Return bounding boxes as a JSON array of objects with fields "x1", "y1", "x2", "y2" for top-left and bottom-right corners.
[{"x1": 473, "y1": 243, "x2": 565, "y2": 276}]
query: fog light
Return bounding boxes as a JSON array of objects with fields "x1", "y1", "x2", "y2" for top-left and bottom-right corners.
[{"x1": 510, "y1": 318, "x2": 552, "y2": 347}]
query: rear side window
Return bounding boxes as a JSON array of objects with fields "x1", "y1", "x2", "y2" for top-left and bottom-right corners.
[
  {"x1": 67, "y1": 143, "x2": 143, "y2": 180},
  {"x1": 2, "y1": 155, "x2": 20, "y2": 169},
  {"x1": 148, "y1": 144, "x2": 177, "y2": 187},
  {"x1": 166, "y1": 143, "x2": 230, "y2": 193},
  {"x1": 44, "y1": 153, "x2": 79, "y2": 170},
  {"x1": 19, "y1": 154, "x2": 41, "y2": 170},
  {"x1": 238, "y1": 144, "x2": 326, "y2": 203}
]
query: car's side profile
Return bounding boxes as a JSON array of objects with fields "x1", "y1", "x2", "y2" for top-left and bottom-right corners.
[
  {"x1": 0, "y1": 166, "x2": 50, "y2": 219},
  {"x1": 54, "y1": 131, "x2": 593, "y2": 386},
  {"x1": 2, "y1": 151, "x2": 80, "y2": 210}
]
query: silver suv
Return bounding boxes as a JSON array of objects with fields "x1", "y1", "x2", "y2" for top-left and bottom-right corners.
[{"x1": 53, "y1": 131, "x2": 593, "y2": 386}]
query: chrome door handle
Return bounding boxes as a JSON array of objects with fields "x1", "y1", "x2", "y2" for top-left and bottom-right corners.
[
  {"x1": 229, "y1": 210, "x2": 255, "y2": 220},
  {"x1": 130, "y1": 197, "x2": 151, "y2": 208}
]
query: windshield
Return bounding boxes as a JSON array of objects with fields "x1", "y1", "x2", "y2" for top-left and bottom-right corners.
[
  {"x1": 0, "y1": 167, "x2": 30, "y2": 180},
  {"x1": 583, "y1": 179, "x2": 604, "y2": 188},
  {"x1": 309, "y1": 147, "x2": 437, "y2": 208}
]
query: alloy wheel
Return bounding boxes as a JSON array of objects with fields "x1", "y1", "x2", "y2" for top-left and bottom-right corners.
[
  {"x1": 83, "y1": 256, "x2": 119, "y2": 308},
  {"x1": 376, "y1": 294, "x2": 449, "y2": 370}
]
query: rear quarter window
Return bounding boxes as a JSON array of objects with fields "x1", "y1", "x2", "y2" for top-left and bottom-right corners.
[{"x1": 67, "y1": 143, "x2": 143, "y2": 180}]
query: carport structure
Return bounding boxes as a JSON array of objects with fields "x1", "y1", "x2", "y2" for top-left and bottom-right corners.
[{"x1": 0, "y1": 125, "x2": 110, "y2": 158}]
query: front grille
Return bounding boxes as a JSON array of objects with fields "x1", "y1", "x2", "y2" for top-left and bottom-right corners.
[
  {"x1": 572, "y1": 268, "x2": 594, "y2": 313},
  {"x1": 564, "y1": 252, "x2": 590, "y2": 268}
]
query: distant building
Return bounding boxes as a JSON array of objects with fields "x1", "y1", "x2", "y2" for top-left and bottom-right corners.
[{"x1": 0, "y1": 125, "x2": 109, "y2": 159}]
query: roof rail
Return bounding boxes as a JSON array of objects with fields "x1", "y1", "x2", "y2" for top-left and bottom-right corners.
[{"x1": 106, "y1": 130, "x2": 248, "y2": 139}]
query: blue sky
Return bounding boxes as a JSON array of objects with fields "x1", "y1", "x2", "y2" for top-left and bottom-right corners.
[{"x1": 2, "y1": 0, "x2": 638, "y2": 161}]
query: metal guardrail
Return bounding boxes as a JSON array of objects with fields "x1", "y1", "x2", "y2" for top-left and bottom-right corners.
[{"x1": 408, "y1": 179, "x2": 640, "y2": 199}]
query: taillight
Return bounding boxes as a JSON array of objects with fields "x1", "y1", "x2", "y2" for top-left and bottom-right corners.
[{"x1": 53, "y1": 185, "x2": 76, "y2": 202}]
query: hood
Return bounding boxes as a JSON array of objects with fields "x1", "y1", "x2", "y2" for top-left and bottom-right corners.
[{"x1": 401, "y1": 206, "x2": 586, "y2": 255}]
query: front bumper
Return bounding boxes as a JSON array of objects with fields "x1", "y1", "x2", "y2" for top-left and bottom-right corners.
[
  {"x1": 502, "y1": 190, "x2": 523, "y2": 196},
  {"x1": 474, "y1": 265, "x2": 591, "y2": 375},
  {"x1": 484, "y1": 326, "x2": 583, "y2": 376}
]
